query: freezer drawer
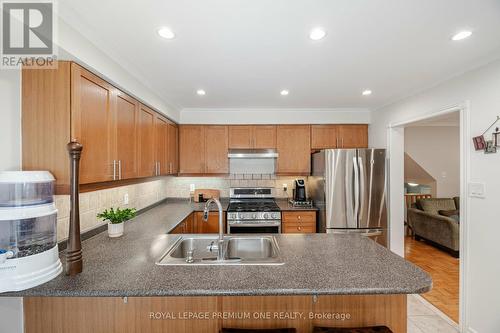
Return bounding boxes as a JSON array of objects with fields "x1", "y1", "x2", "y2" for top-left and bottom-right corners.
[{"x1": 326, "y1": 229, "x2": 387, "y2": 247}]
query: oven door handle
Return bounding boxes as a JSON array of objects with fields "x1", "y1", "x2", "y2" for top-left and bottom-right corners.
[{"x1": 228, "y1": 221, "x2": 281, "y2": 227}]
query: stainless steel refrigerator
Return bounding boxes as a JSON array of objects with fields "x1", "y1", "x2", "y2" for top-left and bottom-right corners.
[{"x1": 309, "y1": 149, "x2": 388, "y2": 247}]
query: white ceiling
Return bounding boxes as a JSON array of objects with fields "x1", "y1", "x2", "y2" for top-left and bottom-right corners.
[{"x1": 58, "y1": 0, "x2": 500, "y2": 111}]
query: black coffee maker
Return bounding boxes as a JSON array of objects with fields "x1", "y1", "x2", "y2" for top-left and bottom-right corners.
[{"x1": 293, "y1": 179, "x2": 307, "y2": 202}]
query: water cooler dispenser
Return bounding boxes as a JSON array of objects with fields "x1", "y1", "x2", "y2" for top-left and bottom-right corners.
[{"x1": 0, "y1": 171, "x2": 62, "y2": 292}]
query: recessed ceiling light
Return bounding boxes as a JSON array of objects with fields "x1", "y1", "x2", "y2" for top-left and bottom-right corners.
[
  {"x1": 452, "y1": 30, "x2": 472, "y2": 41},
  {"x1": 196, "y1": 89, "x2": 206, "y2": 96},
  {"x1": 280, "y1": 90, "x2": 289, "y2": 96},
  {"x1": 309, "y1": 28, "x2": 327, "y2": 41},
  {"x1": 362, "y1": 90, "x2": 372, "y2": 96},
  {"x1": 157, "y1": 27, "x2": 175, "y2": 39}
]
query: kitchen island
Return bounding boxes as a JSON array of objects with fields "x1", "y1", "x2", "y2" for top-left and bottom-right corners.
[{"x1": 10, "y1": 200, "x2": 431, "y2": 333}]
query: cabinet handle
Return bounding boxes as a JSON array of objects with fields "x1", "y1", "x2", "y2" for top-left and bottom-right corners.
[
  {"x1": 341, "y1": 138, "x2": 344, "y2": 148},
  {"x1": 169, "y1": 162, "x2": 172, "y2": 174},
  {"x1": 118, "y1": 160, "x2": 122, "y2": 180},
  {"x1": 158, "y1": 161, "x2": 161, "y2": 175},
  {"x1": 112, "y1": 160, "x2": 117, "y2": 180},
  {"x1": 298, "y1": 215, "x2": 301, "y2": 220},
  {"x1": 298, "y1": 226, "x2": 302, "y2": 231}
]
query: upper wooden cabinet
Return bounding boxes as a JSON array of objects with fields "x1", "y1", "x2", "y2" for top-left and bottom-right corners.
[
  {"x1": 71, "y1": 63, "x2": 115, "y2": 184},
  {"x1": 114, "y1": 92, "x2": 138, "y2": 180},
  {"x1": 179, "y1": 125, "x2": 229, "y2": 175},
  {"x1": 205, "y1": 126, "x2": 229, "y2": 173},
  {"x1": 22, "y1": 61, "x2": 180, "y2": 193},
  {"x1": 228, "y1": 125, "x2": 276, "y2": 149},
  {"x1": 137, "y1": 105, "x2": 156, "y2": 178},
  {"x1": 167, "y1": 123, "x2": 179, "y2": 174},
  {"x1": 338, "y1": 125, "x2": 368, "y2": 148},
  {"x1": 276, "y1": 125, "x2": 311, "y2": 175},
  {"x1": 179, "y1": 125, "x2": 205, "y2": 174},
  {"x1": 311, "y1": 124, "x2": 368, "y2": 149}
]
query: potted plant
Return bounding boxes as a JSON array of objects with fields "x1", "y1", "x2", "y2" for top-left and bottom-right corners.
[{"x1": 97, "y1": 207, "x2": 137, "y2": 238}]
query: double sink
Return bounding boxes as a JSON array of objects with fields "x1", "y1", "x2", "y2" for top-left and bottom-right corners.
[{"x1": 156, "y1": 235, "x2": 284, "y2": 265}]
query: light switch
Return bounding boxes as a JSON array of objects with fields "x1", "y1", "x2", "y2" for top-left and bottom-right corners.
[
  {"x1": 123, "y1": 193, "x2": 129, "y2": 205},
  {"x1": 189, "y1": 184, "x2": 196, "y2": 192},
  {"x1": 469, "y1": 182, "x2": 485, "y2": 198}
]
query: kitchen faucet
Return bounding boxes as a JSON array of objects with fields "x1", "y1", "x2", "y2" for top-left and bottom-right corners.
[{"x1": 203, "y1": 198, "x2": 225, "y2": 261}]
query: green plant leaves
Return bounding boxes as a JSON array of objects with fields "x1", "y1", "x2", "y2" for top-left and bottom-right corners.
[{"x1": 97, "y1": 207, "x2": 137, "y2": 224}]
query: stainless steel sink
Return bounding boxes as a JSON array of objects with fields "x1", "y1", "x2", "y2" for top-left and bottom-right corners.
[{"x1": 156, "y1": 235, "x2": 284, "y2": 265}]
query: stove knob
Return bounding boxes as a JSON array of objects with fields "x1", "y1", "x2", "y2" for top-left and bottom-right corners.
[
  {"x1": 272, "y1": 213, "x2": 278, "y2": 219},
  {"x1": 252, "y1": 213, "x2": 257, "y2": 219},
  {"x1": 263, "y1": 213, "x2": 269, "y2": 219}
]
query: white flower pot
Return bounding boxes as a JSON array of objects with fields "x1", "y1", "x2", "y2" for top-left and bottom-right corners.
[{"x1": 108, "y1": 222, "x2": 124, "y2": 238}]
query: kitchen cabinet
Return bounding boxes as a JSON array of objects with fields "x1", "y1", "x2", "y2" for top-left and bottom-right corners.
[
  {"x1": 253, "y1": 125, "x2": 277, "y2": 148},
  {"x1": 22, "y1": 61, "x2": 181, "y2": 193},
  {"x1": 195, "y1": 211, "x2": 225, "y2": 234},
  {"x1": 167, "y1": 123, "x2": 179, "y2": 174},
  {"x1": 179, "y1": 125, "x2": 205, "y2": 174},
  {"x1": 179, "y1": 125, "x2": 228, "y2": 175},
  {"x1": 282, "y1": 211, "x2": 317, "y2": 234},
  {"x1": 114, "y1": 91, "x2": 138, "y2": 180},
  {"x1": 338, "y1": 125, "x2": 368, "y2": 148},
  {"x1": 204, "y1": 126, "x2": 229, "y2": 173},
  {"x1": 276, "y1": 125, "x2": 311, "y2": 175},
  {"x1": 311, "y1": 125, "x2": 339, "y2": 149},
  {"x1": 71, "y1": 63, "x2": 115, "y2": 184},
  {"x1": 154, "y1": 115, "x2": 169, "y2": 176},
  {"x1": 170, "y1": 213, "x2": 195, "y2": 234},
  {"x1": 311, "y1": 124, "x2": 368, "y2": 149},
  {"x1": 228, "y1": 125, "x2": 276, "y2": 149},
  {"x1": 138, "y1": 104, "x2": 156, "y2": 177}
]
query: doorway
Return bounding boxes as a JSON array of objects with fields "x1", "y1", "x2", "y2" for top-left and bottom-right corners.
[{"x1": 387, "y1": 105, "x2": 469, "y2": 331}]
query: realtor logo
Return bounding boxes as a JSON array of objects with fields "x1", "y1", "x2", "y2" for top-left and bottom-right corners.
[{"x1": 1, "y1": 1, "x2": 57, "y2": 68}]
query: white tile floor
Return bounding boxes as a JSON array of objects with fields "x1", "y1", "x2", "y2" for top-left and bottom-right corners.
[{"x1": 408, "y1": 295, "x2": 459, "y2": 333}]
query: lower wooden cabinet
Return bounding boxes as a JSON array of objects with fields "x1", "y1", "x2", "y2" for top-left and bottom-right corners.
[
  {"x1": 169, "y1": 212, "x2": 226, "y2": 234},
  {"x1": 195, "y1": 211, "x2": 226, "y2": 234},
  {"x1": 282, "y1": 211, "x2": 317, "y2": 234},
  {"x1": 170, "y1": 213, "x2": 195, "y2": 234}
]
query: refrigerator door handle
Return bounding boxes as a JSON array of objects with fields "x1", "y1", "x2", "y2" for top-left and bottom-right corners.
[
  {"x1": 352, "y1": 156, "x2": 360, "y2": 227},
  {"x1": 357, "y1": 156, "x2": 366, "y2": 222}
]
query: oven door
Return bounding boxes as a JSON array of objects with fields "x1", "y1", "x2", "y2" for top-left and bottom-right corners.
[{"x1": 228, "y1": 222, "x2": 281, "y2": 234}]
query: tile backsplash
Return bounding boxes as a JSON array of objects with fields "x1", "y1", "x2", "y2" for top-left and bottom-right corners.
[{"x1": 55, "y1": 175, "x2": 302, "y2": 241}]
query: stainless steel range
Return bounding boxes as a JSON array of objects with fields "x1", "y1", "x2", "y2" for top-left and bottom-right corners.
[{"x1": 226, "y1": 188, "x2": 281, "y2": 234}]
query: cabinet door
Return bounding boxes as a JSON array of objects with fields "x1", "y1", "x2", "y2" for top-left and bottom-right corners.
[
  {"x1": 179, "y1": 125, "x2": 205, "y2": 174},
  {"x1": 71, "y1": 64, "x2": 114, "y2": 184},
  {"x1": 138, "y1": 105, "x2": 156, "y2": 177},
  {"x1": 311, "y1": 125, "x2": 338, "y2": 149},
  {"x1": 167, "y1": 123, "x2": 178, "y2": 174},
  {"x1": 276, "y1": 125, "x2": 311, "y2": 175},
  {"x1": 253, "y1": 125, "x2": 277, "y2": 149},
  {"x1": 155, "y1": 116, "x2": 169, "y2": 175},
  {"x1": 205, "y1": 126, "x2": 229, "y2": 174},
  {"x1": 114, "y1": 91, "x2": 138, "y2": 180},
  {"x1": 228, "y1": 126, "x2": 253, "y2": 148},
  {"x1": 195, "y1": 212, "x2": 225, "y2": 234},
  {"x1": 337, "y1": 125, "x2": 368, "y2": 148}
]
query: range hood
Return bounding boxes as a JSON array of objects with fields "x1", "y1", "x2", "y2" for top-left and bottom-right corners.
[
  {"x1": 228, "y1": 149, "x2": 278, "y2": 174},
  {"x1": 228, "y1": 149, "x2": 279, "y2": 159}
]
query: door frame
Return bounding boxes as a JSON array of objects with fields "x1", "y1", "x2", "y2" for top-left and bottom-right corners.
[{"x1": 387, "y1": 102, "x2": 470, "y2": 331}]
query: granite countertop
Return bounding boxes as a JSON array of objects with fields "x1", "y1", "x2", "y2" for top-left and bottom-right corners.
[{"x1": 6, "y1": 199, "x2": 432, "y2": 297}]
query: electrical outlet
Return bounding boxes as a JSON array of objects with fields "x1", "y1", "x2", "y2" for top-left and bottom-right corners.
[
  {"x1": 189, "y1": 184, "x2": 196, "y2": 192},
  {"x1": 123, "y1": 193, "x2": 129, "y2": 205},
  {"x1": 469, "y1": 182, "x2": 485, "y2": 198},
  {"x1": 283, "y1": 183, "x2": 288, "y2": 192}
]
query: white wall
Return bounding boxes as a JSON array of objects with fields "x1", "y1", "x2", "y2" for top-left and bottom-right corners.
[
  {"x1": 405, "y1": 126, "x2": 460, "y2": 198},
  {"x1": 180, "y1": 108, "x2": 371, "y2": 124},
  {"x1": 0, "y1": 69, "x2": 21, "y2": 171},
  {"x1": 370, "y1": 58, "x2": 500, "y2": 333}
]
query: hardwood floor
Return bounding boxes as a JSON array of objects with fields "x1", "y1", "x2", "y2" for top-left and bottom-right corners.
[{"x1": 404, "y1": 236, "x2": 459, "y2": 323}]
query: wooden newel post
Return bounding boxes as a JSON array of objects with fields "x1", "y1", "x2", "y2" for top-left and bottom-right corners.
[{"x1": 65, "y1": 140, "x2": 83, "y2": 276}]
